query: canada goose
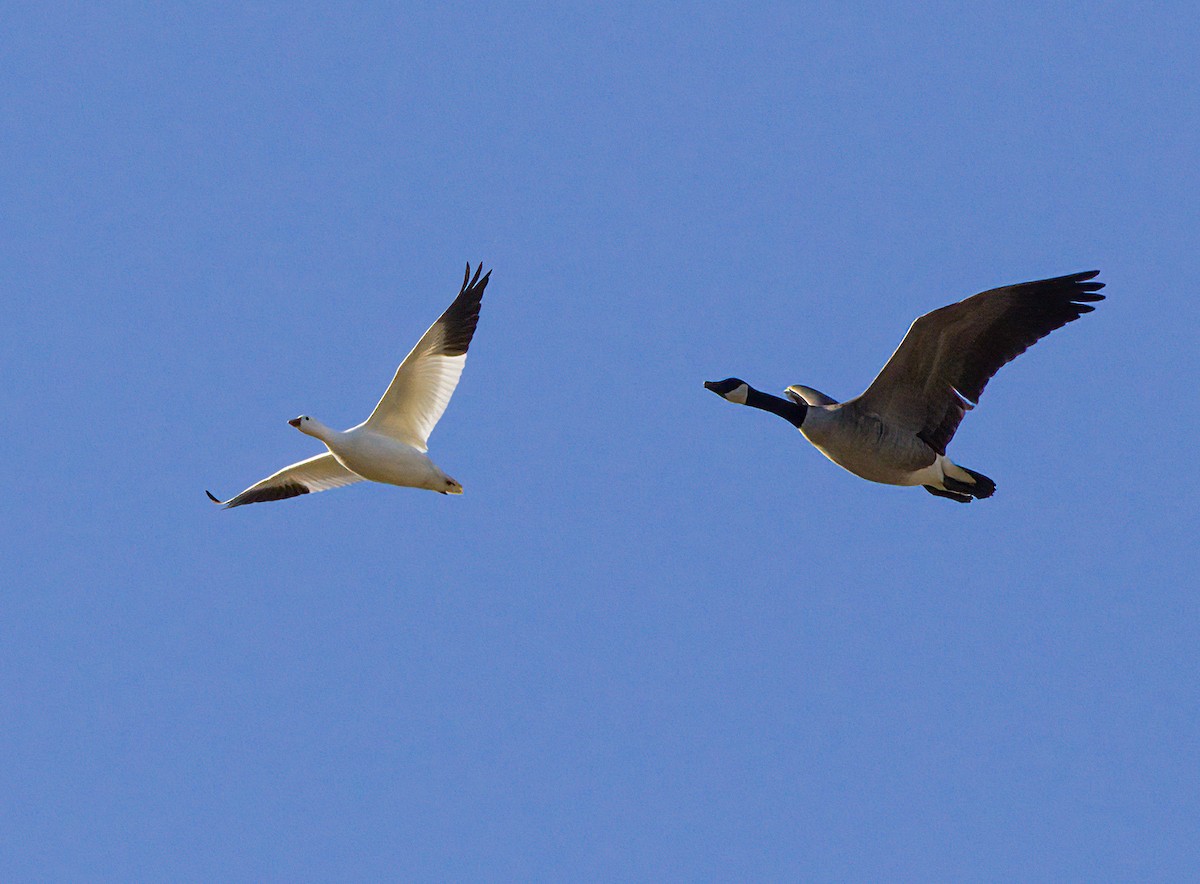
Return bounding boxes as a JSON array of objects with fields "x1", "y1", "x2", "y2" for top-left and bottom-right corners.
[
  {"x1": 207, "y1": 263, "x2": 491, "y2": 508},
  {"x1": 705, "y1": 271, "x2": 1104, "y2": 502}
]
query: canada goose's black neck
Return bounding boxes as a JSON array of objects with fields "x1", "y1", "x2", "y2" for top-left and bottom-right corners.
[{"x1": 746, "y1": 386, "x2": 807, "y2": 428}]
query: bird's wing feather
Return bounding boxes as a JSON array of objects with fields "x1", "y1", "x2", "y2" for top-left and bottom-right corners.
[
  {"x1": 785, "y1": 385, "x2": 839, "y2": 407},
  {"x1": 849, "y1": 271, "x2": 1104, "y2": 454},
  {"x1": 363, "y1": 263, "x2": 490, "y2": 451},
  {"x1": 207, "y1": 452, "x2": 363, "y2": 508}
]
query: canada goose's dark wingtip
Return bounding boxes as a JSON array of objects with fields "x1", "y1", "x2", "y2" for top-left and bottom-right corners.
[
  {"x1": 1073, "y1": 270, "x2": 1105, "y2": 297},
  {"x1": 205, "y1": 490, "x2": 223, "y2": 504},
  {"x1": 1054, "y1": 270, "x2": 1104, "y2": 304}
]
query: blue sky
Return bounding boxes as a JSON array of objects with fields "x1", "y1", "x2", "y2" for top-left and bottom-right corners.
[{"x1": 3, "y1": 2, "x2": 1198, "y2": 880}]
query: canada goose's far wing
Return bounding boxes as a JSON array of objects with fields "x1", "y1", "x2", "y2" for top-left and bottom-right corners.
[
  {"x1": 206, "y1": 453, "x2": 363, "y2": 508},
  {"x1": 364, "y1": 263, "x2": 490, "y2": 451},
  {"x1": 852, "y1": 271, "x2": 1104, "y2": 455},
  {"x1": 785, "y1": 385, "x2": 839, "y2": 407}
]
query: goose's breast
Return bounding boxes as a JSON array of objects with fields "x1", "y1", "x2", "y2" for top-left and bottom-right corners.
[
  {"x1": 800, "y1": 406, "x2": 936, "y2": 486},
  {"x1": 329, "y1": 431, "x2": 436, "y2": 488}
]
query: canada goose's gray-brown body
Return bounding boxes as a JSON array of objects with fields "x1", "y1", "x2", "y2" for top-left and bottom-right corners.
[{"x1": 705, "y1": 271, "x2": 1104, "y2": 502}]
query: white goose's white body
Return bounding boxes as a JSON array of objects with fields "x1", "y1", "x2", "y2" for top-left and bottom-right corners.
[
  {"x1": 305, "y1": 422, "x2": 448, "y2": 492},
  {"x1": 207, "y1": 263, "x2": 491, "y2": 508}
]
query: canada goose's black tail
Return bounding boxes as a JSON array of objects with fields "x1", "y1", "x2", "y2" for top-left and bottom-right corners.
[
  {"x1": 959, "y1": 467, "x2": 996, "y2": 498},
  {"x1": 932, "y1": 465, "x2": 996, "y2": 502},
  {"x1": 923, "y1": 485, "x2": 973, "y2": 503}
]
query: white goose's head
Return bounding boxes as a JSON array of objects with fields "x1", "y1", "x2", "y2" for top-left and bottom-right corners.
[
  {"x1": 704, "y1": 378, "x2": 750, "y2": 404},
  {"x1": 439, "y1": 475, "x2": 463, "y2": 495},
  {"x1": 288, "y1": 415, "x2": 331, "y2": 440}
]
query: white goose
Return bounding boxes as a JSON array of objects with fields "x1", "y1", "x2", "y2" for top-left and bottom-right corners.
[
  {"x1": 705, "y1": 271, "x2": 1105, "y2": 502},
  {"x1": 207, "y1": 263, "x2": 491, "y2": 508}
]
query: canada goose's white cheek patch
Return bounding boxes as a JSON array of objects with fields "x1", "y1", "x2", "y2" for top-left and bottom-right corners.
[{"x1": 726, "y1": 383, "x2": 749, "y2": 404}]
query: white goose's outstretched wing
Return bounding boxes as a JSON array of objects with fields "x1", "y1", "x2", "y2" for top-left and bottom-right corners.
[
  {"x1": 849, "y1": 271, "x2": 1104, "y2": 454},
  {"x1": 364, "y1": 262, "x2": 490, "y2": 451},
  {"x1": 206, "y1": 453, "x2": 363, "y2": 509}
]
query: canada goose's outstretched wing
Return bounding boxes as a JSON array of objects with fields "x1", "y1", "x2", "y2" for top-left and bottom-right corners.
[
  {"x1": 364, "y1": 263, "x2": 490, "y2": 451},
  {"x1": 206, "y1": 453, "x2": 363, "y2": 508},
  {"x1": 851, "y1": 271, "x2": 1104, "y2": 454}
]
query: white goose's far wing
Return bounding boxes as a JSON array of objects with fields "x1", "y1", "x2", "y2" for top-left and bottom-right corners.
[
  {"x1": 206, "y1": 453, "x2": 363, "y2": 509},
  {"x1": 364, "y1": 262, "x2": 490, "y2": 451}
]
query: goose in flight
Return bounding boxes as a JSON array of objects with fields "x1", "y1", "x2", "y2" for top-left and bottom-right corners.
[
  {"x1": 705, "y1": 271, "x2": 1104, "y2": 502},
  {"x1": 207, "y1": 263, "x2": 491, "y2": 508}
]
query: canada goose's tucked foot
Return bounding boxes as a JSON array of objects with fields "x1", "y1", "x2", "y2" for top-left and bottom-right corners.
[
  {"x1": 941, "y1": 473, "x2": 993, "y2": 500},
  {"x1": 705, "y1": 271, "x2": 1103, "y2": 502},
  {"x1": 208, "y1": 262, "x2": 489, "y2": 508},
  {"x1": 958, "y1": 466, "x2": 996, "y2": 498},
  {"x1": 924, "y1": 485, "x2": 973, "y2": 503}
]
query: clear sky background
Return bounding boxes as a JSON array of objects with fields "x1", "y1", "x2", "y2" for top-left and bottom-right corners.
[{"x1": 4, "y1": 3, "x2": 1198, "y2": 880}]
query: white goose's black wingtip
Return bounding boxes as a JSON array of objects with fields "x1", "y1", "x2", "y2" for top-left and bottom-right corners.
[
  {"x1": 460, "y1": 261, "x2": 490, "y2": 293},
  {"x1": 436, "y1": 262, "x2": 491, "y2": 358},
  {"x1": 205, "y1": 490, "x2": 224, "y2": 505}
]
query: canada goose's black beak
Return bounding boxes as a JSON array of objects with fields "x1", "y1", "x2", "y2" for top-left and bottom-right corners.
[
  {"x1": 288, "y1": 417, "x2": 302, "y2": 428},
  {"x1": 703, "y1": 381, "x2": 718, "y2": 393}
]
